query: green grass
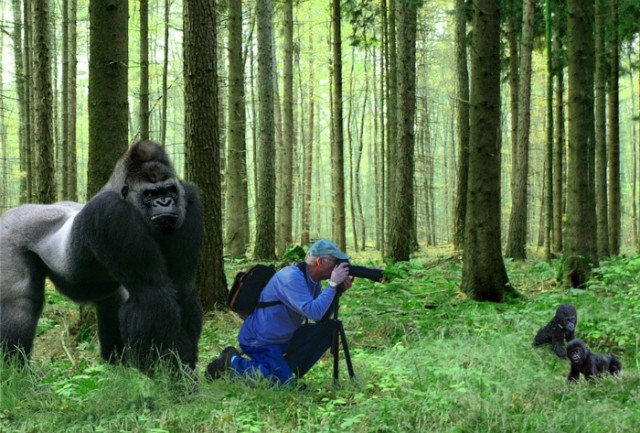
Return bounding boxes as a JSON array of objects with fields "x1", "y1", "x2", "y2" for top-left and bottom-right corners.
[{"x1": 2, "y1": 253, "x2": 639, "y2": 432}]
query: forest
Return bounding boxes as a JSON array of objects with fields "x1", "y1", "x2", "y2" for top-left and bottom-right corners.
[{"x1": 1, "y1": 0, "x2": 640, "y2": 432}]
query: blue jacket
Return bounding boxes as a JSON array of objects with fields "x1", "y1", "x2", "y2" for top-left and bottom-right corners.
[{"x1": 237, "y1": 264, "x2": 337, "y2": 347}]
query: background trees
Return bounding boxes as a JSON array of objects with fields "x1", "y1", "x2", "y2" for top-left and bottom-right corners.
[{"x1": 1, "y1": 0, "x2": 640, "y2": 302}]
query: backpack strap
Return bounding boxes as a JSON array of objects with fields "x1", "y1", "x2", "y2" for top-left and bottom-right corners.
[{"x1": 255, "y1": 261, "x2": 308, "y2": 310}]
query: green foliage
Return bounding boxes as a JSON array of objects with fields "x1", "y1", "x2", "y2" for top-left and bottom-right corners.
[{"x1": 2, "y1": 255, "x2": 639, "y2": 432}]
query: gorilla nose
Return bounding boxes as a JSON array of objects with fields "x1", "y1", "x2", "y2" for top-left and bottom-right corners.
[{"x1": 154, "y1": 197, "x2": 174, "y2": 207}]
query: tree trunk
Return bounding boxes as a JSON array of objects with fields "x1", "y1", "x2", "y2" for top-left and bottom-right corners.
[
  {"x1": 564, "y1": 0, "x2": 597, "y2": 287},
  {"x1": 331, "y1": 0, "x2": 346, "y2": 250},
  {"x1": 139, "y1": 0, "x2": 149, "y2": 140},
  {"x1": 461, "y1": 0, "x2": 514, "y2": 302},
  {"x1": 594, "y1": 0, "x2": 609, "y2": 258},
  {"x1": 544, "y1": 0, "x2": 553, "y2": 261},
  {"x1": 88, "y1": 0, "x2": 128, "y2": 197},
  {"x1": 388, "y1": 0, "x2": 418, "y2": 261},
  {"x1": 607, "y1": 0, "x2": 620, "y2": 255},
  {"x1": 67, "y1": 0, "x2": 78, "y2": 201},
  {"x1": 33, "y1": 0, "x2": 55, "y2": 204},
  {"x1": 276, "y1": 0, "x2": 294, "y2": 256},
  {"x1": 453, "y1": 0, "x2": 470, "y2": 251},
  {"x1": 385, "y1": 0, "x2": 397, "y2": 252},
  {"x1": 61, "y1": 0, "x2": 69, "y2": 200},
  {"x1": 11, "y1": 0, "x2": 28, "y2": 203},
  {"x1": 184, "y1": 0, "x2": 226, "y2": 309},
  {"x1": 552, "y1": 0, "x2": 565, "y2": 253},
  {"x1": 161, "y1": 0, "x2": 170, "y2": 145},
  {"x1": 225, "y1": 0, "x2": 249, "y2": 258},
  {"x1": 0, "y1": 14, "x2": 5, "y2": 210},
  {"x1": 301, "y1": 29, "x2": 314, "y2": 247},
  {"x1": 506, "y1": 0, "x2": 534, "y2": 260},
  {"x1": 254, "y1": 0, "x2": 277, "y2": 259}
]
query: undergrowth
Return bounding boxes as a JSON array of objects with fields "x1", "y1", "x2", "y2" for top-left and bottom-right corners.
[{"x1": 1, "y1": 252, "x2": 639, "y2": 432}]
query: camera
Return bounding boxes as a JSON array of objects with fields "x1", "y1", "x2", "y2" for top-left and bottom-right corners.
[{"x1": 335, "y1": 258, "x2": 384, "y2": 283}]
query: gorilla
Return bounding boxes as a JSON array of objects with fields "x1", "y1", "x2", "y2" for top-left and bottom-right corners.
[
  {"x1": 0, "y1": 140, "x2": 203, "y2": 371},
  {"x1": 533, "y1": 303, "x2": 577, "y2": 358},
  {"x1": 567, "y1": 339, "x2": 622, "y2": 381}
]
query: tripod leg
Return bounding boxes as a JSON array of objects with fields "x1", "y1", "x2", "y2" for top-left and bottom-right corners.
[
  {"x1": 332, "y1": 319, "x2": 340, "y2": 381},
  {"x1": 338, "y1": 321, "x2": 355, "y2": 378}
]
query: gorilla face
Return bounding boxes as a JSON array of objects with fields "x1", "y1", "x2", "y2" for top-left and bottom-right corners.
[
  {"x1": 567, "y1": 340, "x2": 588, "y2": 365},
  {"x1": 128, "y1": 179, "x2": 186, "y2": 233},
  {"x1": 556, "y1": 304, "x2": 577, "y2": 332}
]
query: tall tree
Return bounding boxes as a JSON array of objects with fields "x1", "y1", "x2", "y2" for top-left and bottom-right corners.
[
  {"x1": 276, "y1": 0, "x2": 294, "y2": 256},
  {"x1": 139, "y1": 0, "x2": 150, "y2": 140},
  {"x1": 11, "y1": 0, "x2": 29, "y2": 203},
  {"x1": 564, "y1": 0, "x2": 597, "y2": 287},
  {"x1": 544, "y1": 0, "x2": 553, "y2": 260},
  {"x1": 33, "y1": 0, "x2": 55, "y2": 203},
  {"x1": 67, "y1": 0, "x2": 77, "y2": 201},
  {"x1": 552, "y1": 0, "x2": 566, "y2": 253},
  {"x1": 461, "y1": 0, "x2": 513, "y2": 302},
  {"x1": 225, "y1": 0, "x2": 249, "y2": 258},
  {"x1": 88, "y1": 0, "x2": 128, "y2": 197},
  {"x1": 453, "y1": 0, "x2": 470, "y2": 251},
  {"x1": 607, "y1": 0, "x2": 621, "y2": 255},
  {"x1": 506, "y1": 0, "x2": 534, "y2": 260},
  {"x1": 331, "y1": 0, "x2": 346, "y2": 249},
  {"x1": 254, "y1": 0, "x2": 277, "y2": 259},
  {"x1": 161, "y1": 0, "x2": 170, "y2": 145},
  {"x1": 184, "y1": 0, "x2": 226, "y2": 309},
  {"x1": 0, "y1": 8, "x2": 5, "y2": 210},
  {"x1": 594, "y1": 0, "x2": 609, "y2": 257},
  {"x1": 388, "y1": 0, "x2": 419, "y2": 261},
  {"x1": 384, "y1": 0, "x2": 397, "y2": 251},
  {"x1": 301, "y1": 29, "x2": 315, "y2": 247}
]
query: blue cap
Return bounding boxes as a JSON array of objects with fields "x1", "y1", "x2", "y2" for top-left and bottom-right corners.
[{"x1": 307, "y1": 239, "x2": 349, "y2": 260}]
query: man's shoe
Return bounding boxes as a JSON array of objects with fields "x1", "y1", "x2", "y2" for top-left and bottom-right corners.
[{"x1": 204, "y1": 346, "x2": 240, "y2": 380}]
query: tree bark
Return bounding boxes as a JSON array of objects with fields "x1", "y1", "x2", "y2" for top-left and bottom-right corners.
[
  {"x1": 32, "y1": 0, "x2": 55, "y2": 204},
  {"x1": 594, "y1": 0, "x2": 609, "y2": 258},
  {"x1": 183, "y1": 0, "x2": 226, "y2": 309},
  {"x1": 276, "y1": 0, "x2": 294, "y2": 256},
  {"x1": 453, "y1": 0, "x2": 470, "y2": 251},
  {"x1": 461, "y1": 0, "x2": 514, "y2": 302},
  {"x1": 331, "y1": 0, "x2": 346, "y2": 250},
  {"x1": 564, "y1": 0, "x2": 597, "y2": 287},
  {"x1": 506, "y1": 0, "x2": 534, "y2": 260},
  {"x1": 139, "y1": 0, "x2": 150, "y2": 140},
  {"x1": 88, "y1": 0, "x2": 129, "y2": 197},
  {"x1": 388, "y1": 0, "x2": 418, "y2": 261},
  {"x1": 225, "y1": 0, "x2": 249, "y2": 258},
  {"x1": 607, "y1": 0, "x2": 620, "y2": 255},
  {"x1": 254, "y1": 0, "x2": 277, "y2": 259}
]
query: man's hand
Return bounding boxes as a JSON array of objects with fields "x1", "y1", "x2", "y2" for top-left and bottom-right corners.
[{"x1": 330, "y1": 262, "x2": 350, "y2": 286}]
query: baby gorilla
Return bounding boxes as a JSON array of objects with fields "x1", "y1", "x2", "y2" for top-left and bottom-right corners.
[
  {"x1": 567, "y1": 339, "x2": 622, "y2": 381},
  {"x1": 533, "y1": 303, "x2": 577, "y2": 357}
]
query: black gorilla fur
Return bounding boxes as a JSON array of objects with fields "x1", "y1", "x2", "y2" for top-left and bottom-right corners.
[
  {"x1": 533, "y1": 303, "x2": 577, "y2": 358},
  {"x1": 567, "y1": 339, "x2": 622, "y2": 381},
  {"x1": 0, "y1": 141, "x2": 203, "y2": 371}
]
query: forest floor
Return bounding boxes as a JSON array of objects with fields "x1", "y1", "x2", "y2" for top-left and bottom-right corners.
[{"x1": 2, "y1": 247, "x2": 639, "y2": 433}]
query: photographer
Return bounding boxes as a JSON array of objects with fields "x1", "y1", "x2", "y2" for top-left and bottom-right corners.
[{"x1": 206, "y1": 239, "x2": 354, "y2": 384}]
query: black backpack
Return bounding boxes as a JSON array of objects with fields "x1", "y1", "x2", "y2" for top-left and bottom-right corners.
[{"x1": 227, "y1": 262, "x2": 306, "y2": 319}]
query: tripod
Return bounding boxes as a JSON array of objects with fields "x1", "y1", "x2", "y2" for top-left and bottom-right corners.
[{"x1": 329, "y1": 294, "x2": 355, "y2": 382}]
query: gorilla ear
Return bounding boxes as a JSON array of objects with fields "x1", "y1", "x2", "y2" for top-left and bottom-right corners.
[{"x1": 121, "y1": 183, "x2": 129, "y2": 198}]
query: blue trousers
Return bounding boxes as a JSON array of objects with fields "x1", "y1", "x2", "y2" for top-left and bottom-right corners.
[{"x1": 231, "y1": 320, "x2": 334, "y2": 384}]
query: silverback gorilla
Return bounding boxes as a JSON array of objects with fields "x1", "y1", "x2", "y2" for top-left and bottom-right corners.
[
  {"x1": 0, "y1": 141, "x2": 203, "y2": 371},
  {"x1": 533, "y1": 303, "x2": 577, "y2": 358},
  {"x1": 567, "y1": 339, "x2": 622, "y2": 381}
]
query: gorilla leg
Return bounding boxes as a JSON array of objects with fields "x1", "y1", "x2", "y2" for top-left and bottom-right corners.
[
  {"x1": 95, "y1": 288, "x2": 128, "y2": 363},
  {"x1": 0, "y1": 251, "x2": 46, "y2": 365}
]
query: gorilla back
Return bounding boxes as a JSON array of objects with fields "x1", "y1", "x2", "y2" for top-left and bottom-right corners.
[{"x1": 0, "y1": 141, "x2": 204, "y2": 371}]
